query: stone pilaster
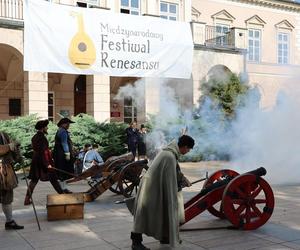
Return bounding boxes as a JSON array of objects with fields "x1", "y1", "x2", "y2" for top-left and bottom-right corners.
[
  {"x1": 23, "y1": 71, "x2": 48, "y2": 119},
  {"x1": 86, "y1": 75, "x2": 110, "y2": 122}
]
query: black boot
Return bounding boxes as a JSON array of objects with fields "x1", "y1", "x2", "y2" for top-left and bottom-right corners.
[
  {"x1": 24, "y1": 181, "x2": 37, "y2": 205},
  {"x1": 5, "y1": 220, "x2": 24, "y2": 230},
  {"x1": 159, "y1": 237, "x2": 169, "y2": 244},
  {"x1": 131, "y1": 232, "x2": 150, "y2": 250}
]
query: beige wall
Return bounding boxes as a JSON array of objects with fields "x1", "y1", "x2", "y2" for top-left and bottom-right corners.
[
  {"x1": 48, "y1": 74, "x2": 75, "y2": 120},
  {"x1": 192, "y1": 0, "x2": 300, "y2": 108},
  {"x1": 192, "y1": 48, "x2": 245, "y2": 105},
  {"x1": 0, "y1": 28, "x2": 24, "y2": 120}
]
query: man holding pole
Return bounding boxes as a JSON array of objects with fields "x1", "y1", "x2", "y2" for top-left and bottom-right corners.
[
  {"x1": 24, "y1": 120, "x2": 64, "y2": 206},
  {"x1": 130, "y1": 135, "x2": 194, "y2": 250}
]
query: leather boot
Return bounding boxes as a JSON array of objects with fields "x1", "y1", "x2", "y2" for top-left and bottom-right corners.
[
  {"x1": 24, "y1": 181, "x2": 37, "y2": 205},
  {"x1": 131, "y1": 232, "x2": 150, "y2": 250},
  {"x1": 5, "y1": 220, "x2": 24, "y2": 230}
]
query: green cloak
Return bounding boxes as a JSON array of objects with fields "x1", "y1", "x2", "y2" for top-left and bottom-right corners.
[{"x1": 133, "y1": 140, "x2": 184, "y2": 247}]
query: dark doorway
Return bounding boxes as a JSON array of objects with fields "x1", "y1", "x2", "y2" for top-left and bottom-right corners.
[{"x1": 74, "y1": 75, "x2": 86, "y2": 115}]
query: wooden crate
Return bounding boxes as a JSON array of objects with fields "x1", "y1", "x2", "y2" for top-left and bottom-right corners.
[{"x1": 47, "y1": 193, "x2": 84, "y2": 221}]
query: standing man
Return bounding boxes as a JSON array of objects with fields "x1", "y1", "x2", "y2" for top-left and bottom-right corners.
[
  {"x1": 126, "y1": 122, "x2": 139, "y2": 159},
  {"x1": 53, "y1": 118, "x2": 75, "y2": 193},
  {"x1": 130, "y1": 135, "x2": 195, "y2": 250},
  {"x1": 24, "y1": 120, "x2": 64, "y2": 206},
  {"x1": 137, "y1": 124, "x2": 147, "y2": 160},
  {"x1": 0, "y1": 131, "x2": 24, "y2": 230}
]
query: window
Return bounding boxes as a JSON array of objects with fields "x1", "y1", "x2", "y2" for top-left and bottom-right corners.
[
  {"x1": 9, "y1": 99, "x2": 21, "y2": 116},
  {"x1": 77, "y1": 0, "x2": 100, "y2": 8},
  {"x1": 278, "y1": 33, "x2": 289, "y2": 64},
  {"x1": 160, "y1": 1, "x2": 178, "y2": 21},
  {"x1": 48, "y1": 92, "x2": 54, "y2": 122},
  {"x1": 216, "y1": 24, "x2": 229, "y2": 46},
  {"x1": 120, "y1": 0, "x2": 140, "y2": 15},
  {"x1": 248, "y1": 29, "x2": 261, "y2": 62},
  {"x1": 124, "y1": 97, "x2": 137, "y2": 124}
]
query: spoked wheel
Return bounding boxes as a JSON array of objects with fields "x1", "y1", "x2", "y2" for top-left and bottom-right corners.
[
  {"x1": 109, "y1": 183, "x2": 122, "y2": 195},
  {"x1": 117, "y1": 164, "x2": 146, "y2": 198},
  {"x1": 222, "y1": 174, "x2": 274, "y2": 230},
  {"x1": 108, "y1": 162, "x2": 131, "y2": 195},
  {"x1": 203, "y1": 169, "x2": 239, "y2": 218}
]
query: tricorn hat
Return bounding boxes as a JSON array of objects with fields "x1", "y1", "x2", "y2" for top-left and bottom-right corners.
[
  {"x1": 57, "y1": 117, "x2": 75, "y2": 127},
  {"x1": 35, "y1": 119, "x2": 49, "y2": 130}
]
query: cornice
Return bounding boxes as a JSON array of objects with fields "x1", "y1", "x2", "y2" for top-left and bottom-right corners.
[{"x1": 228, "y1": 0, "x2": 300, "y2": 12}]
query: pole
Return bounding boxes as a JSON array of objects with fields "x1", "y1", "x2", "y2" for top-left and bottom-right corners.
[
  {"x1": 190, "y1": 172, "x2": 209, "y2": 185},
  {"x1": 18, "y1": 163, "x2": 41, "y2": 231},
  {"x1": 50, "y1": 166, "x2": 78, "y2": 178}
]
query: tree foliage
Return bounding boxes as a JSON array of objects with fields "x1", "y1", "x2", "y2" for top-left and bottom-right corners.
[{"x1": 200, "y1": 72, "x2": 249, "y2": 119}]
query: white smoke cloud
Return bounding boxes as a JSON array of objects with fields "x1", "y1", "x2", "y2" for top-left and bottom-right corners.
[
  {"x1": 114, "y1": 78, "x2": 146, "y2": 108},
  {"x1": 114, "y1": 71, "x2": 300, "y2": 185},
  {"x1": 229, "y1": 81, "x2": 300, "y2": 184}
]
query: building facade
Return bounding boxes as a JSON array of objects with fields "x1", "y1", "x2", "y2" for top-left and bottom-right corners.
[
  {"x1": 0, "y1": 0, "x2": 299, "y2": 123},
  {"x1": 192, "y1": 0, "x2": 300, "y2": 108}
]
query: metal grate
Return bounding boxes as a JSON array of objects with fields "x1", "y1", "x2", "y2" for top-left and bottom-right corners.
[{"x1": 205, "y1": 25, "x2": 234, "y2": 48}]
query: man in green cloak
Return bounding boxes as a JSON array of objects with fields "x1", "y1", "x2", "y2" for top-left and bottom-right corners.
[{"x1": 131, "y1": 135, "x2": 195, "y2": 250}]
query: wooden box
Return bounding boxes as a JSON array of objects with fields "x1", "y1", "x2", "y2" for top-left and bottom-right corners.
[{"x1": 47, "y1": 193, "x2": 84, "y2": 221}]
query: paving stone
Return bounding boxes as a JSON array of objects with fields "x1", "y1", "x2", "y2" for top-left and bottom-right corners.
[{"x1": 1, "y1": 162, "x2": 299, "y2": 250}]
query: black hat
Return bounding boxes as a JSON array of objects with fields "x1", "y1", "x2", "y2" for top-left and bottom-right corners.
[
  {"x1": 35, "y1": 119, "x2": 49, "y2": 130},
  {"x1": 57, "y1": 117, "x2": 75, "y2": 127}
]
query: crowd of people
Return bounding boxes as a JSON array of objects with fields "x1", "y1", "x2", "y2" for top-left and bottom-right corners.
[{"x1": 0, "y1": 117, "x2": 196, "y2": 250}]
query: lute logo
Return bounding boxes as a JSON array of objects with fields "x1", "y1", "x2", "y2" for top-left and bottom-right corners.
[{"x1": 68, "y1": 12, "x2": 96, "y2": 69}]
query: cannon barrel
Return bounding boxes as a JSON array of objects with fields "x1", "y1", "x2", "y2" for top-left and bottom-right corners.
[
  {"x1": 244, "y1": 167, "x2": 266, "y2": 177},
  {"x1": 199, "y1": 167, "x2": 266, "y2": 198}
]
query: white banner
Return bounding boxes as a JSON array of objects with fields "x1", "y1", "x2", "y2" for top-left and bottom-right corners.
[{"x1": 24, "y1": 0, "x2": 193, "y2": 79}]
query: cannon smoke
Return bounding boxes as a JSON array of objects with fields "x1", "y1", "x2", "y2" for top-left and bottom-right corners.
[{"x1": 114, "y1": 73, "x2": 300, "y2": 185}]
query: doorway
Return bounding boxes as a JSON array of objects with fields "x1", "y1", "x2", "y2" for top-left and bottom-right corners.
[{"x1": 74, "y1": 75, "x2": 86, "y2": 115}]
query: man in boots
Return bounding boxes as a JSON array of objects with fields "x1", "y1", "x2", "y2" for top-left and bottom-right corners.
[
  {"x1": 0, "y1": 131, "x2": 24, "y2": 230},
  {"x1": 53, "y1": 118, "x2": 75, "y2": 193},
  {"x1": 24, "y1": 120, "x2": 64, "y2": 205},
  {"x1": 130, "y1": 135, "x2": 195, "y2": 250}
]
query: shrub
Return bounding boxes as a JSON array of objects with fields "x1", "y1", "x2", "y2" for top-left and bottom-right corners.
[{"x1": 0, "y1": 114, "x2": 128, "y2": 169}]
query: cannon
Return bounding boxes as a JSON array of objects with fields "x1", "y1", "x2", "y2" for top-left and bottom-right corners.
[
  {"x1": 182, "y1": 167, "x2": 274, "y2": 230},
  {"x1": 66, "y1": 153, "x2": 148, "y2": 202}
]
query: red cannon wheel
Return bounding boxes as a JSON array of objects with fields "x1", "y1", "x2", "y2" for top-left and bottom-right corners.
[
  {"x1": 222, "y1": 174, "x2": 274, "y2": 230},
  {"x1": 203, "y1": 169, "x2": 239, "y2": 218}
]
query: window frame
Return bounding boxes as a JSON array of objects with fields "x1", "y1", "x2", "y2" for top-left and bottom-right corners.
[
  {"x1": 277, "y1": 32, "x2": 289, "y2": 65},
  {"x1": 120, "y1": 0, "x2": 140, "y2": 15},
  {"x1": 215, "y1": 23, "x2": 230, "y2": 46},
  {"x1": 248, "y1": 28, "x2": 261, "y2": 62},
  {"x1": 9, "y1": 98, "x2": 21, "y2": 117},
  {"x1": 48, "y1": 91, "x2": 55, "y2": 122},
  {"x1": 76, "y1": 0, "x2": 100, "y2": 8},
  {"x1": 123, "y1": 96, "x2": 137, "y2": 124},
  {"x1": 160, "y1": 1, "x2": 178, "y2": 21}
]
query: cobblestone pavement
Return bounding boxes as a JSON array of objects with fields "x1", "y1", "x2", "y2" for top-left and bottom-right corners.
[{"x1": 1, "y1": 161, "x2": 300, "y2": 250}]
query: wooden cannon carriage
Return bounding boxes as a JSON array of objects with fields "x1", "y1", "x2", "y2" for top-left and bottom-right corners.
[
  {"x1": 182, "y1": 167, "x2": 274, "y2": 230},
  {"x1": 67, "y1": 153, "x2": 148, "y2": 202}
]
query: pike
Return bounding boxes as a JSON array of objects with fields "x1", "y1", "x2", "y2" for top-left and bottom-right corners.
[
  {"x1": 17, "y1": 163, "x2": 41, "y2": 231},
  {"x1": 50, "y1": 166, "x2": 78, "y2": 178}
]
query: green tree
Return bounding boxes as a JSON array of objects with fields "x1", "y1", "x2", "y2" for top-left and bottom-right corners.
[{"x1": 200, "y1": 72, "x2": 249, "y2": 119}]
